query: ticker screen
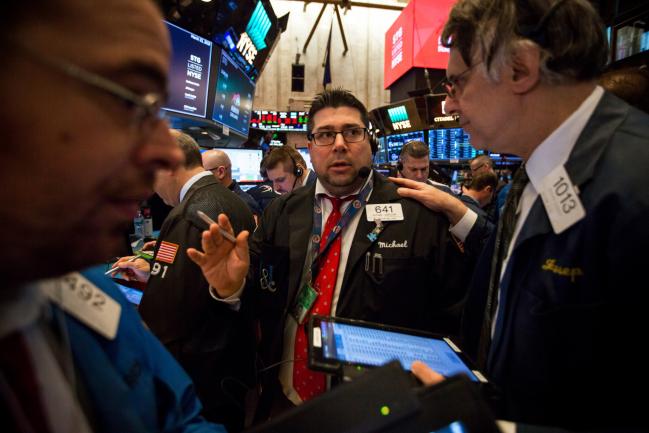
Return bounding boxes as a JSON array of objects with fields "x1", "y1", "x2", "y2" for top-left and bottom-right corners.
[{"x1": 250, "y1": 111, "x2": 309, "y2": 131}]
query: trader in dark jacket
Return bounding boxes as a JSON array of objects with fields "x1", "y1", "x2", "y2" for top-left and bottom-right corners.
[
  {"x1": 396, "y1": 0, "x2": 649, "y2": 430},
  {"x1": 116, "y1": 130, "x2": 255, "y2": 431},
  {"x1": 187, "y1": 89, "x2": 470, "y2": 420}
]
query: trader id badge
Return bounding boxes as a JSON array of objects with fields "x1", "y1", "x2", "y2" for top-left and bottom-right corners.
[{"x1": 290, "y1": 283, "x2": 319, "y2": 325}]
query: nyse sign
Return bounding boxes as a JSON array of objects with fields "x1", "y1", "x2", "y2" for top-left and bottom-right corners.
[
  {"x1": 237, "y1": 32, "x2": 258, "y2": 65},
  {"x1": 392, "y1": 120, "x2": 411, "y2": 130}
]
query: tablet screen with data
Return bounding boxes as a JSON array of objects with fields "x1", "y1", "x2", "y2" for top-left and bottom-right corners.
[{"x1": 309, "y1": 316, "x2": 485, "y2": 382}]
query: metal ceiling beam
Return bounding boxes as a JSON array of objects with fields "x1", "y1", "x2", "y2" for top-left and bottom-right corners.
[
  {"x1": 302, "y1": 1, "x2": 329, "y2": 53},
  {"x1": 333, "y1": 4, "x2": 349, "y2": 55},
  {"x1": 292, "y1": 0, "x2": 406, "y2": 12}
]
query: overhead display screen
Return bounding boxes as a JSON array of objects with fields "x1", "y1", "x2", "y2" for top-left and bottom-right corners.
[
  {"x1": 250, "y1": 111, "x2": 309, "y2": 131},
  {"x1": 428, "y1": 128, "x2": 482, "y2": 160},
  {"x1": 163, "y1": 21, "x2": 212, "y2": 118},
  {"x1": 212, "y1": 50, "x2": 256, "y2": 136},
  {"x1": 220, "y1": 148, "x2": 264, "y2": 182}
]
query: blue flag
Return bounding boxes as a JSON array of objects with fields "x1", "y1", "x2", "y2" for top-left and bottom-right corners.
[{"x1": 323, "y1": 20, "x2": 333, "y2": 89}]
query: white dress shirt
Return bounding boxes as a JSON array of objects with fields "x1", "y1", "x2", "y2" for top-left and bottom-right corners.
[
  {"x1": 0, "y1": 284, "x2": 93, "y2": 433},
  {"x1": 280, "y1": 173, "x2": 374, "y2": 404}
]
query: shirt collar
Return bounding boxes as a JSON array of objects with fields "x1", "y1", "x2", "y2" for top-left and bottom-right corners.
[
  {"x1": 526, "y1": 86, "x2": 604, "y2": 191},
  {"x1": 179, "y1": 171, "x2": 213, "y2": 203},
  {"x1": 0, "y1": 283, "x2": 47, "y2": 338},
  {"x1": 315, "y1": 170, "x2": 373, "y2": 199}
]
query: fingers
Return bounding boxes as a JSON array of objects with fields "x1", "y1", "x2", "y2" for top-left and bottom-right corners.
[
  {"x1": 115, "y1": 255, "x2": 136, "y2": 265},
  {"x1": 217, "y1": 213, "x2": 235, "y2": 238},
  {"x1": 388, "y1": 176, "x2": 426, "y2": 190},
  {"x1": 187, "y1": 247, "x2": 205, "y2": 266},
  {"x1": 234, "y1": 230, "x2": 250, "y2": 263},
  {"x1": 411, "y1": 361, "x2": 445, "y2": 386},
  {"x1": 142, "y1": 240, "x2": 157, "y2": 250}
]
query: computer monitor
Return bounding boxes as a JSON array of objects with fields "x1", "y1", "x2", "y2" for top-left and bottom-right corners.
[
  {"x1": 385, "y1": 131, "x2": 425, "y2": 163},
  {"x1": 162, "y1": 21, "x2": 213, "y2": 119},
  {"x1": 219, "y1": 148, "x2": 264, "y2": 182},
  {"x1": 297, "y1": 148, "x2": 314, "y2": 170},
  {"x1": 428, "y1": 128, "x2": 483, "y2": 160},
  {"x1": 211, "y1": 50, "x2": 256, "y2": 136}
]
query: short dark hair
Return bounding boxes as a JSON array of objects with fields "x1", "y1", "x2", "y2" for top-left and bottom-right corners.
[
  {"x1": 307, "y1": 88, "x2": 369, "y2": 133},
  {"x1": 170, "y1": 130, "x2": 203, "y2": 169},
  {"x1": 261, "y1": 146, "x2": 306, "y2": 174},
  {"x1": 442, "y1": 0, "x2": 608, "y2": 84},
  {"x1": 400, "y1": 140, "x2": 429, "y2": 160},
  {"x1": 467, "y1": 171, "x2": 498, "y2": 191}
]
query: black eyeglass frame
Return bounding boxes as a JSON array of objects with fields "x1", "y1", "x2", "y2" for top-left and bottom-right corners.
[
  {"x1": 15, "y1": 42, "x2": 167, "y2": 130},
  {"x1": 307, "y1": 127, "x2": 369, "y2": 147}
]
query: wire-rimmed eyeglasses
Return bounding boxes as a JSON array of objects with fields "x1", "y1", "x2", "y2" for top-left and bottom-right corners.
[{"x1": 434, "y1": 61, "x2": 483, "y2": 99}]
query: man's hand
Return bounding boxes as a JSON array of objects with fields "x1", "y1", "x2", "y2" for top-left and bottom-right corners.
[
  {"x1": 389, "y1": 177, "x2": 469, "y2": 225},
  {"x1": 187, "y1": 213, "x2": 250, "y2": 298},
  {"x1": 111, "y1": 256, "x2": 151, "y2": 282},
  {"x1": 411, "y1": 361, "x2": 445, "y2": 386}
]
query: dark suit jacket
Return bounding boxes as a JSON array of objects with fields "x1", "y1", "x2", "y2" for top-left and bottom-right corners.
[
  {"x1": 246, "y1": 172, "x2": 471, "y2": 416},
  {"x1": 139, "y1": 175, "x2": 255, "y2": 429},
  {"x1": 461, "y1": 92, "x2": 649, "y2": 430}
]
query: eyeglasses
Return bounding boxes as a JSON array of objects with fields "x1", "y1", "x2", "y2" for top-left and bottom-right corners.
[
  {"x1": 17, "y1": 43, "x2": 167, "y2": 133},
  {"x1": 307, "y1": 127, "x2": 367, "y2": 146},
  {"x1": 434, "y1": 61, "x2": 483, "y2": 99}
]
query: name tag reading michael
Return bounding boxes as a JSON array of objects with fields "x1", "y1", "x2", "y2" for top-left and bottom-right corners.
[
  {"x1": 539, "y1": 165, "x2": 585, "y2": 235},
  {"x1": 366, "y1": 203, "x2": 404, "y2": 222},
  {"x1": 42, "y1": 272, "x2": 122, "y2": 340}
]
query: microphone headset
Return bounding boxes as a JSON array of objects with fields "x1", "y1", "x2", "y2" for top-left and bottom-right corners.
[
  {"x1": 287, "y1": 150, "x2": 304, "y2": 179},
  {"x1": 287, "y1": 149, "x2": 304, "y2": 192}
]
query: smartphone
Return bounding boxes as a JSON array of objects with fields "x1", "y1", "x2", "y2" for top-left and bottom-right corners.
[{"x1": 308, "y1": 315, "x2": 487, "y2": 383}]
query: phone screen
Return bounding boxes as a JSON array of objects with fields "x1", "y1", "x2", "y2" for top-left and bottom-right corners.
[{"x1": 319, "y1": 321, "x2": 478, "y2": 381}]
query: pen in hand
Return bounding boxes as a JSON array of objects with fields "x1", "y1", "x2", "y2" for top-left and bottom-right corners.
[
  {"x1": 196, "y1": 210, "x2": 237, "y2": 243},
  {"x1": 104, "y1": 255, "x2": 139, "y2": 276}
]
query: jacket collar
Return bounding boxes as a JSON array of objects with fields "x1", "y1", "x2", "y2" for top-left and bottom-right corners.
[{"x1": 514, "y1": 91, "x2": 630, "y2": 248}]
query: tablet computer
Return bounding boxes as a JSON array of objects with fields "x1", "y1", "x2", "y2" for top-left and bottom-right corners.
[{"x1": 308, "y1": 315, "x2": 487, "y2": 383}]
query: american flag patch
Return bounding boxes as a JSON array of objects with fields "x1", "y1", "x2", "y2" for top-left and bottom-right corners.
[{"x1": 156, "y1": 241, "x2": 179, "y2": 264}]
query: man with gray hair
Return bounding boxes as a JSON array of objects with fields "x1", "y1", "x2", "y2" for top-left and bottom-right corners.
[
  {"x1": 116, "y1": 130, "x2": 255, "y2": 430},
  {"x1": 394, "y1": 0, "x2": 649, "y2": 429},
  {"x1": 203, "y1": 148, "x2": 262, "y2": 219}
]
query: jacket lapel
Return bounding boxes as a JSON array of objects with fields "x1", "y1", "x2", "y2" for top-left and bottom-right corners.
[
  {"x1": 285, "y1": 183, "x2": 316, "y2": 304},
  {"x1": 513, "y1": 91, "x2": 627, "y2": 250}
]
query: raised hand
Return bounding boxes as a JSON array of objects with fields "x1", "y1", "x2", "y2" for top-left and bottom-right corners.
[{"x1": 187, "y1": 213, "x2": 250, "y2": 298}]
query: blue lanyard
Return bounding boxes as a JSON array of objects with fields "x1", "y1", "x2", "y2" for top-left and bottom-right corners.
[{"x1": 306, "y1": 178, "x2": 374, "y2": 283}]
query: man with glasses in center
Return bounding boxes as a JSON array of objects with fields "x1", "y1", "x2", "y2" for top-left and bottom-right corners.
[{"x1": 187, "y1": 88, "x2": 471, "y2": 421}]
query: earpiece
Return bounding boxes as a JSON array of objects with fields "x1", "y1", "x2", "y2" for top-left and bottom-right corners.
[{"x1": 287, "y1": 151, "x2": 304, "y2": 179}]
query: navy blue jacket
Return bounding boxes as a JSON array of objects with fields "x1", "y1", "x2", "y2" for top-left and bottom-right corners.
[{"x1": 461, "y1": 92, "x2": 649, "y2": 430}]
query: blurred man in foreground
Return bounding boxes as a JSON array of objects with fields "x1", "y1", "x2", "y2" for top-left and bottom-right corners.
[{"x1": 0, "y1": 1, "x2": 227, "y2": 431}]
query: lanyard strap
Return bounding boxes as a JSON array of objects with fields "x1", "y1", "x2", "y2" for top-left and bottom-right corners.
[{"x1": 304, "y1": 177, "x2": 374, "y2": 284}]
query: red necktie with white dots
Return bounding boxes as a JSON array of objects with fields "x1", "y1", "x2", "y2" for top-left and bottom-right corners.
[{"x1": 293, "y1": 195, "x2": 351, "y2": 401}]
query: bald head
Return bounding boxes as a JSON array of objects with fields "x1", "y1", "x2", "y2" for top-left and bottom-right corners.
[{"x1": 203, "y1": 149, "x2": 233, "y2": 187}]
